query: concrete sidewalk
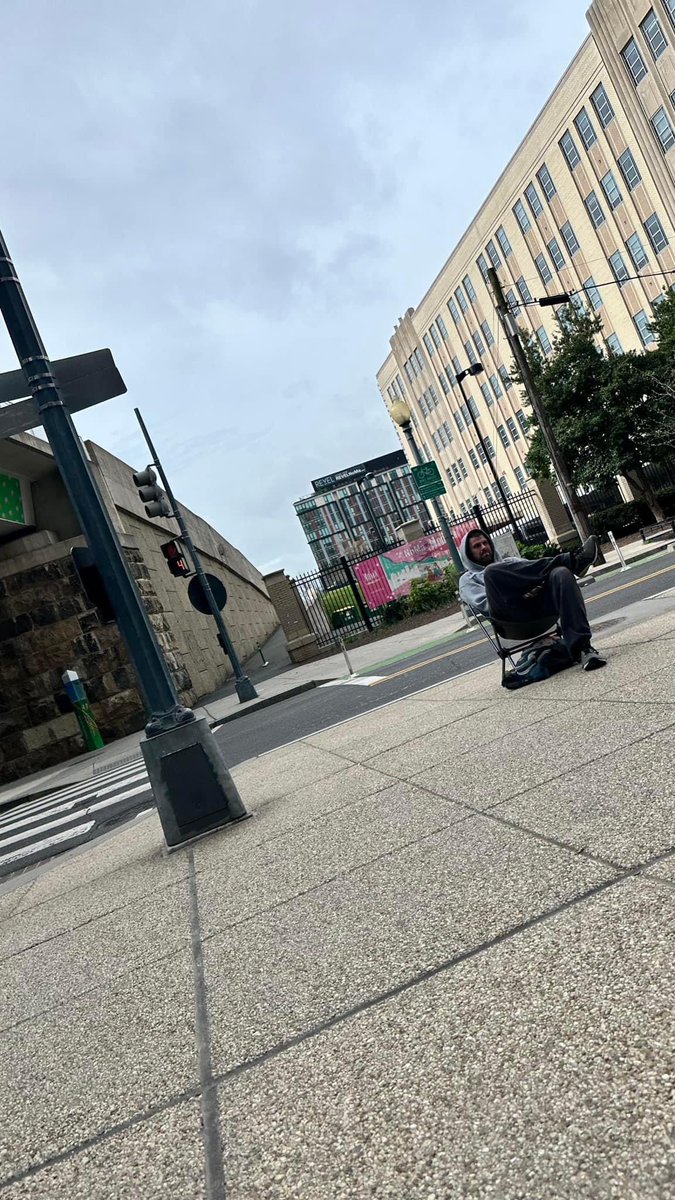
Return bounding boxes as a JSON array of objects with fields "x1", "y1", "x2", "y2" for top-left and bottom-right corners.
[
  {"x1": 0, "y1": 593, "x2": 673, "y2": 1197},
  {"x1": 0, "y1": 533, "x2": 669, "y2": 811}
]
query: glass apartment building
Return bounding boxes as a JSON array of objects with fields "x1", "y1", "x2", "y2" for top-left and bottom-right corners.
[{"x1": 294, "y1": 450, "x2": 430, "y2": 569}]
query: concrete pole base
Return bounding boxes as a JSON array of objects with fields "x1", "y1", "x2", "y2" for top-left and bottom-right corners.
[
  {"x1": 234, "y1": 674, "x2": 258, "y2": 703},
  {"x1": 141, "y1": 717, "x2": 249, "y2": 849}
]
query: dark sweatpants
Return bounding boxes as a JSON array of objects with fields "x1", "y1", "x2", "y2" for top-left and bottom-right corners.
[{"x1": 483, "y1": 554, "x2": 592, "y2": 657}]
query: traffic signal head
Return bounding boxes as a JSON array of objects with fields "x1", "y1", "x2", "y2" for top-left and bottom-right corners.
[
  {"x1": 161, "y1": 539, "x2": 191, "y2": 577},
  {"x1": 132, "y1": 465, "x2": 172, "y2": 518}
]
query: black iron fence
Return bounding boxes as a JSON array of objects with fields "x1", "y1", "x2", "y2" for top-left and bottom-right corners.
[{"x1": 290, "y1": 491, "x2": 552, "y2": 649}]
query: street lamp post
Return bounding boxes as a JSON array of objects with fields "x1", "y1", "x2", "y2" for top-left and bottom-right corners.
[
  {"x1": 0, "y1": 227, "x2": 248, "y2": 847},
  {"x1": 389, "y1": 399, "x2": 464, "y2": 573},
  {"x1": 455, "y1": 362, "x2": 522, "y2": 540}
]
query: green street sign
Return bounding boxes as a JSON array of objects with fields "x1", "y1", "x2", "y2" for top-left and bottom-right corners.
[{"x1": 411, "y1": 461, "x2": 446, "y2": 500}]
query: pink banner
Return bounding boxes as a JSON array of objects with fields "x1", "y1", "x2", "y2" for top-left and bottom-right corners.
[{"x1": 354, "y1": 526, "x2": 470, "y2": 610}]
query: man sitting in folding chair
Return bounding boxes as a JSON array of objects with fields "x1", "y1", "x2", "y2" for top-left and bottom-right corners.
[{"x1": 458, "y1": 528, "x2": 606, "y2": 677}]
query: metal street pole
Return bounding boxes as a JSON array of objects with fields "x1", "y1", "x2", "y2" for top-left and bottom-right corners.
[
  {"x1": 134, "y1": 409, "x2": 258, "y2": 704},
  {"x1": 399, "y1": 420, "x2": 464, "y2": 573},
  {"x1": 488, "y1": 266, "x2": 591, "y2": 540},
  {"x1": 0, "y1": 227, "x2": 249, "y2": 847},
  {"x1": 0, "y1": 229, "x2": 193, "y2": 736},
  {"x1": 455, "y1": 369, "x2": 522, "y2": 539}
]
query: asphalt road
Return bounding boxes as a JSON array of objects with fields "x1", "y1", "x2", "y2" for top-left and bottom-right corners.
[
  {"x1": 214, "y1": 552, "x2": 675, "y2": 766},
  {"x1": 0, "y1": 552, "x2": 673, "y2": 882}
]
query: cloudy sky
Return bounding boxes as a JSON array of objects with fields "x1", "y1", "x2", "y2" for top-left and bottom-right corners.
[{"x1": 1, "y1": 0, "x2": 590, "y2": 575}]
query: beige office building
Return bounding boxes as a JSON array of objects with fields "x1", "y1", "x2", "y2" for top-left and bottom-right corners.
[{"x1": 377, "y1": 0, "x2": 675, "y2": 538}]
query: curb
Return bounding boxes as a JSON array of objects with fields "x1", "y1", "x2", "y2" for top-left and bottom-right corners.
[
  {"x1": 0, "y1": 680, "x2": 334, "y2": 814},
  {"x1": 591, "y1": 542, "x2": 672, "y2": 580}
]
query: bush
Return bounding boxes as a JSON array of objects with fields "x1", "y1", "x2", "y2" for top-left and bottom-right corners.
[
  {"x1": 516, "y1": 540, "x2": 561, "y2": 560},
  {"x1": 589, "y1": 500, "x2": 652, "y2": 542},
  {"x1": 406, "y1": 566, "x2": 459, "y2": 615},
  {"x1": 656, "y1": 486, "x2": 675, "y2": 516},
  {"x1": 380, "y1": 598, "x2": 408, "y2": 626}
]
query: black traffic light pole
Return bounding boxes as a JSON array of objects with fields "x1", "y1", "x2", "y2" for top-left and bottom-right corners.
[
  {"x1": 0, "y1": 229, "x2": 193, "y2": 737},
  {"x1": 134, "y1": 408, "x2": 258, "y2": 704}
]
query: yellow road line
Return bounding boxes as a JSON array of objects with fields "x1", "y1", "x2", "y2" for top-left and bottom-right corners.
[{"x1": 371, "y1": 560, "x2": 675, "y2": 686}]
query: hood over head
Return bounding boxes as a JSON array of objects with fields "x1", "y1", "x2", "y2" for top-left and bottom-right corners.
[{"x1": 459, "y1": 528, "x2": 500, "y2": 572}]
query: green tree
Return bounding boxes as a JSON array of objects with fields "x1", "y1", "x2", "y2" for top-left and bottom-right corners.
[{"x1": 514, "y1": 298, "x2": 675, "y2": 522}]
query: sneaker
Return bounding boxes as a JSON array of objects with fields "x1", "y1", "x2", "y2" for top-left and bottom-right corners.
[
  {"x1": 579, "y1": 645, "x2": 607, "y2": 671},
  {"x1": 572, "y1": 536, "x2": 600, "y2": 579}
]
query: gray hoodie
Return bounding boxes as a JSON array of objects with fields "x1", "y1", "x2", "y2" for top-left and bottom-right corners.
[{"x1": 457, "y1": 529, "x2": 522, "y2": 616}]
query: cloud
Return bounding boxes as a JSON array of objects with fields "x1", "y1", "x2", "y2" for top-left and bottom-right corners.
[{"x1": 1, "y1": 0, "x2": 590, "y2": 575}]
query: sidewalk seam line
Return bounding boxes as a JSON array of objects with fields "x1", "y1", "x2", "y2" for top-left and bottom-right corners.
[{"x1": 187, "y1": 849, "x2": 226, "y2": 1200}]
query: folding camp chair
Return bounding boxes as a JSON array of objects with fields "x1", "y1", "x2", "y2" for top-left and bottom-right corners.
[{"x1": 466, "y1": 602, "x2": 562, "y2": 684}]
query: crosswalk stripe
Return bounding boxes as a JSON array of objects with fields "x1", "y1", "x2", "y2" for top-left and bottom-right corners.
[
  {"x1": 0, "y1": 785, "x2": 152, "y2": 852},
  {"x1": 0, "y1": 780, "x2": 152, "y2": 840},
  {"x1": 28, "y1": 759, "x2": 146, "y2": 805},
  {"x1": 0, "y1": 766, "x2": 149, "y2": 829},
  {"x1": 0, "y1": 822, "x2": 96, "y2": 868}
]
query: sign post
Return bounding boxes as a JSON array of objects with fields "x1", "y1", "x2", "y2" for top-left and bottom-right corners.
[{"x1": 411, "y1": 461, "x2": 447, "y2": 501}]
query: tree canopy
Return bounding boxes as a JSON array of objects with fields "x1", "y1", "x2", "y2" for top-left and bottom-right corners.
[{"x1": 514, "y1": 290, "x2": 675, "y2": 520}]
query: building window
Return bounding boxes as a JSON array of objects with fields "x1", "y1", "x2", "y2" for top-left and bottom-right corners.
[
  {"x1": 626, "y1": 231, "x2": 649, "y2": 270},
  {"x1": 476, "y1": 254, "x2": 489, "y2": 282},
  {"x1": 517, "y1": 277, "x2": 533, "y2": 305},
  {"x1": 497, "y1": 424, "x2": 510, "y2": 448},
  {"x1": 514, "y1": 466, "x2": 527, "y2": 490},
  {"x1": 525, "y1": 182, "x2": 544, "y2": 218},
  {"x1": 516, "y1": 409, "x2": 529, "y2": 434},
  {"x1": 513, "y1": 199, "x2": 531, "y2": 233},
  {"x1": 500, "y1": 474, "x2": 513, "y2": 498},
  {"x1": 617, "y1": 148, "x2": 642, "y2": 191},
  {"x1": 606, "y1": 332, "x2": 624, "y2": 355},
  {"x1": 622, "y1": 37, "x2": 648, "y2": 85},
  {"x1": 575, "y1": 107, "x2": 597, "y2": 149},
  {"x1": 536, "y1": 326, "x2": 552, "y2": 355},
  {"x1": 496, "y1": 225, "x2": 512, "y2": 257},
  {"x1": 560, "y1": 220, "x2": 580, "y2": 257},
  {"x1": 634, "y1": 309, "x2": 656, "y2": 345},
  {"x1": 583, "y1": 277, "x2": 603, "y2": 310},
  {"x1": 499, "y1": 365, "x2": 512, "y2": 390},
  {"x1": 535, "y1": 253, "x2": 553, "y2": 286},
  {"x1": 476, "y1": 442, "x2": 488, "y2": 465},
  {"x1": 609, "y1": 249, "x2": 630, "y2": 286},
  {"x1": 484, "y1": 436, "x2": 497, "y2": 460},
  {"x1": 486, "y1": 239, "x2": 501, "y2": 270},
  {"x1": 480, "y1": 382, "x2": 493, "y2": 408},
  {"x1": 456, "y1": 286, "x2": 468, "y2": 313},
  {"x1": 430, "y1": 324, "x2": 441, "y2": 349},
  {"x1": 548, "y1": 237, "x2": 566, "y2": 272},
  {"x1": 536, "y1": 164, "x2": 557, "y2": 201},
  {"x1": 506, "y1": 287, "x2": 520, "y2": 315},
  {"x1": 423, "y1": 332, "x2": 435, "y2": 357},
  {"x1": 506, "y1": 416, "x2": 521, "y2": 442},
  {"x1": 560, "y1": 130, "x2": 581, "y2": 170},
  {"x1": 651, "y1": 106, "x2": 675, "y2": 153},
  {"x1": 452, "y1": 355, "x2": 462, "y2": 376},
  {"x1": 585, "y1": 190, "x2": 606, "y2": 228},
  {"x1": 436, "y1": 314, "x2": 448, "y2": 340},
  {"x1": 468, "y1": 448, "x2": 480, "y2": 471},
  {"x1": 480, "y1": 319, "x2": 495, "y2": 347},
  {"x1": 463, "y1": 274, "x2": 477, "y2": 303},
  {"x1": 591, "y1": 83, "x2": 615, "y2": 127},
  {"x1": 438, "y1": 373, "x2": 450, "y2": 395},
  {"x1": 665, "y1": 0, "x2": 675, "y2": 27},
  {"x1": 467, "y1": 397, "x2": 479, "y2": 420},
  {"x1": 446, "y1": 366, "x2": 456, "y2": 388},
  {"x1": 454, "y1": 410, "x2": 465, "y2": 432},
  {"x1": 489, "y1": 373, "x2": 503, "y2": 400},
  {"x1": 644, "y1": 211, "x2": 669, "y2": 253},
  {"x1": 601, "y1": 170, "x2": 622, "y2": 210},
  {"x1": 448, "y1": 297, "x2": 460, "y2": 324},
  {"x1": 395, "y1": 374, "x2": 406, "y2": 397},
  {"x1": 415, "y1": 347, "x2": 425, "y2": 371},
  {"x1": 458, "y1": 458, "x2": 468, "y2": 479},
  {"x1": 473, "y1": 330, "x2": 485, "y2": 356},
  {"x1": 641, "y1": 9, "x2": 668, "y2": 59},
  {"x1": 464, "y1": 339, "x2": 475, "y2": 362}
]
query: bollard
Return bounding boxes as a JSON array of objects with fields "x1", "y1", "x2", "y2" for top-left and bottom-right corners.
[
  {"x1": 607, "y1": 530, "x2": 628, "y2": 571},
  {"x1": 62, "y1": 669, "x2": 105, "y2": 751},
  {"x1": 257, "y1": 643, "x2": 269, "y2": 667},
  {"x1": 338, "y1": 636, "x2": 355, "y2": 677}
]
